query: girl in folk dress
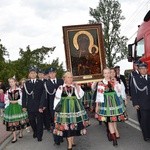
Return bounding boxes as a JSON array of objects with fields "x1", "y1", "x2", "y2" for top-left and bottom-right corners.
[
  {"x1": 53, "y1": 72, "x2": 90, "y2": 150},
  {"x1": 94, "y1": 68, "x2": 127, "y2": 146},
  {"x1": 3, "y1": 78, "x2": 29, "y2": 143},
  {"x1": 110, "y1": 68, "x2": 127, "y2": 139}
]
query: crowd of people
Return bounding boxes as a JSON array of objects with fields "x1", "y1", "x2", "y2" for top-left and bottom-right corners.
[{"x1": 0, "y1": 61, "x2": 150, "y2": 150}]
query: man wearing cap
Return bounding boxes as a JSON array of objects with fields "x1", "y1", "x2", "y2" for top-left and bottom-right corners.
[
  {"x1": 130, "y1": 62, "x2": 150, "y2": 141},
  {"x1": 115, "y1": 65, "x2": 128, "y2": 94},
  {"x1": 44, "y1": 69, "x2": 50, "y2": 80},
  {"x1": 128, "y1": 60, "x2": 141, "y2": 123},
  {"x1": 129, "y1": 60, "x2": 141, "y2": 97},
  {"x1": 22, "y1": 66, "x2": 45, "y2": 142},
  {"x1": 42, "y1": 67, "x2": 64, "y2": 145}
]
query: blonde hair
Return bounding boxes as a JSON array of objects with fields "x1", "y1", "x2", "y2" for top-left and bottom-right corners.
[
  {"x1": 8, "y1": 77, "x2": 17, "y2": 82},
  {"x1": 63, "y1": 72, "x2": 73, "y2": 79},
  {"x1": 103, "y1": 68, "x2": 110, "y2": 72}
]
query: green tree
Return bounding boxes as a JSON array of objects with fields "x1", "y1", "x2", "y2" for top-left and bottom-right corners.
[
  {"x1": 0, "y1": 39, "x2": 9, "y2": 83},
  {"x1": 0, "y1": 62, "x2": 15, "y2": 83},
  {"x1": 0, "y1": 39, "x2": 9, "y2": 62},
  {"x1": 15, "y1": 45, "x2": 56, "y2": 79},
  {"x1": 0, "y1": 45, "x2": 57, "y2": 83},
  {"x1": 89, "y1": 0, "x2": 128, "y2": 67},
  {"x1": 0, "y1": 43, "x2": 65, "y2": 83},
  {"x1": 19, "y1": 45, "x2": 55, "y2": 68},
  {"x1": 10, "y1": 46, "x2": 64, "y2": 81}
]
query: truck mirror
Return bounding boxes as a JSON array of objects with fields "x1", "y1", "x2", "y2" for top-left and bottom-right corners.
[{"x1": 128, "y1": 44, "x2": 133, "y2": 62}]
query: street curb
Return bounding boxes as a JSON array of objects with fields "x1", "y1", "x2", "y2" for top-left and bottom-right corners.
[{"x1": 0, "y1": 134, "x2": 12, "y2": 150}]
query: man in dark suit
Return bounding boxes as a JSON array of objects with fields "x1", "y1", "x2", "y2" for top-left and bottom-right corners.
[
  {"x1": 115, "y1": 65, "x2": 128, "y2": 94},
  {"x1": 130, "y1": 62, "x2": 150, "y2": 141},
  {"x1": 43, "y1": 67, "x2": 64, "y2": 145},
  {"x1": 38, "y1": 69, "x2": 50, "y2": 131},
  {"x1": 22, "y1": 66, "x2": 44, "y2": 142},
  {"x1": 128, "y1": 60, "x2": 141, "y2": 123}
]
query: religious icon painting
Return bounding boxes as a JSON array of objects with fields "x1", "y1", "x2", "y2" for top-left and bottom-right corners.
[{"x1": 63, "y1": 24, "x2": 106, "y2": 83}]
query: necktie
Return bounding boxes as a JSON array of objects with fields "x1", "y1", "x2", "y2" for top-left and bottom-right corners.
[
  {"x1": 143, "y1": 75, "x2": 147, "y2": 80},
  {"x1": 32, "y1": 80, "x2": 35, "y2": 84},
  {"x1": 53, "y1": 80, "x2": 56, "y2": 84}
]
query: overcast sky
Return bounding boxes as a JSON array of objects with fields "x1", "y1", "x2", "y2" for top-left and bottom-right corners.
[{"x1": 0, "y1": 0, "x2": 149, "y2": 73}]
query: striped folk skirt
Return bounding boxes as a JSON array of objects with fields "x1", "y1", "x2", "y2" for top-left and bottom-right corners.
[
  {"x1": 81, "y1": 90, "x2": 93, "y2": 109},
  {"x1": 3, "y1": 103, "x2": 29, "y2": 131},
  {"x1": 96, "y1": 91, "x2": 127, "y2": 122},
  {"x1": 54, "y1": 96, "x2": 90, "y2": 137}
]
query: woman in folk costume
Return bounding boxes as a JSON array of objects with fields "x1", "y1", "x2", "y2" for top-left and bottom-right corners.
[
  {"x1": 94, "y1": 68, "x2": 127, "y2": 146},
  {"x1": 53, "y1": 72, "x2": 90, "y2": 150},
  {"x1": 109, "y1": 68, "x2": 127, "y2": 139},
  {"x1": 3, "y1": 78, "x2": 29, "y2": 143}
]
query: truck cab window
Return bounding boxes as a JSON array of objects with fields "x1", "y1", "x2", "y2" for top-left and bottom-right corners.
[{"x1": 136, "y1": 39, "x2": 144, "y2": 57}]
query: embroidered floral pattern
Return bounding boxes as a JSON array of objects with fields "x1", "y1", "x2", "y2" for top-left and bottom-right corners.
[{"x1": 96, "y1": 114, "x2": 127, "y2": 122}]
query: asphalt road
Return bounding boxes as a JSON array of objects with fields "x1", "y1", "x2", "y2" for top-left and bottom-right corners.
[{"x1": 3, "y1": 101, "x2": 150, "y2": 150}]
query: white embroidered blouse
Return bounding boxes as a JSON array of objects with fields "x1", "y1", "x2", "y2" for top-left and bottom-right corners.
[
  {"x1": 53, "y1": 83, "x2": 84, "y2": 109},
  {"x1": 4, "y1": 87, "x2": 22, "y2": 108},
  {"x1": 92, "y1": 79, "x2": 126, "y2": 103}
]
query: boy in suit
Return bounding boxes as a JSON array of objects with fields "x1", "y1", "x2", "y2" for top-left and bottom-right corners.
[
  {"x1": 22, "y1": 66, "x2": 44, "y2": 142},
  {"x1": 43, "y1": 67, "x2": 64, "y2": 145}
]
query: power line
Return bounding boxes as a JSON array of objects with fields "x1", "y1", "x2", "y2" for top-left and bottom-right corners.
[
  {"x1": 121, "y1": 0, "x2": 146, "y2": 28},
  {"x1": 121, "y1": 0, "x2": 150, "y2": 32},
  {"x1": 120, "y1": 0, "x2": 150, "y2": 44},
  {"x1": 127, "y1": 31, "x2": 137, "y2": 42}
]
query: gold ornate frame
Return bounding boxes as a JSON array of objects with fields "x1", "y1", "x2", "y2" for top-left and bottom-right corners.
[{"x1": 63, "y1": 24, "x2": 106, "y2": 83}]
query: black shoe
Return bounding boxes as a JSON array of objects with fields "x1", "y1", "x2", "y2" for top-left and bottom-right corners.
[
  {"x1": 37, "y1": 138, "x2": 42, "y2": 142},
  {"x1": 54, "y1": 142, "x2": 60, "y2": 145},
  {"x1": 113, "y1": 140, "x2": 118, "y2": 146},
  {"x1": 60, "y1": 139, "x2": 64, "y2": 143},
  {"x1": 19, "y1": 135, "x2": 23, "y2": 138},
  {"x1": 144, "y1": 138, "x2": 150, "y2": 141},
  {"x1": 72, "y1": 144, "x2": 76, "y2": 147},
  {"x1": 11, "y1": 139, "x2": 17, "y2": 143},
  {"x1": 99, "y1": 121, "x2": 102, "y2": 125},
  {"x1": 107, "y1": 133, "x2": 112, "y2": 141},
  {"x1": 111, "y1": 133, "x2": 118, "y2": 146},
  {"x1": 33, "y1": 133, "x2": 37, "y2": 138}
]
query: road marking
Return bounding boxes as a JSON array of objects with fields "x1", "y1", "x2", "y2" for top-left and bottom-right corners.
[
  {"x1": 125, "y1": 118, "x2": 141, "y2": 131},
  {"x1": 128, "y1": 117, "x2": 139, "y2": 125},
  {"x1": 91, "y1": 117, "x2": 141, "y2": 132}
]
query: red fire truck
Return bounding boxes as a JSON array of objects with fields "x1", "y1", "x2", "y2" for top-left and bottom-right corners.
[{"x1": 128, "y1": 10, "x2": 150, "y2": 73}]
